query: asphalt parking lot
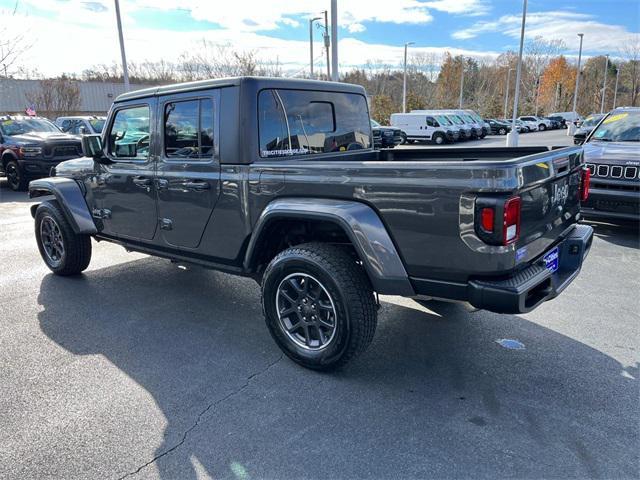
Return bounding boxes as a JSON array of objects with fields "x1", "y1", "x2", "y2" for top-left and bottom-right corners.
[{"x1": 0, "y1": 148, "x2": 638, "y2": 479}]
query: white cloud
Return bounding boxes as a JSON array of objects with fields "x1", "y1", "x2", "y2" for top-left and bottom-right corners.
[
  {"x1": 423, "y1": 0, "x2": 489, "y2": 16},
  {"x1": 452, "y1": 10, "x2": 640, "y2": 53},
  {"x1": 6, "y1": 10, "x2": 499, "y2": 78}
]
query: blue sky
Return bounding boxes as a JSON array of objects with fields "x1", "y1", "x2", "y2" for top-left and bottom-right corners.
[{"x1": 2, "y1": 0, "x2": 639, "y2": 76}]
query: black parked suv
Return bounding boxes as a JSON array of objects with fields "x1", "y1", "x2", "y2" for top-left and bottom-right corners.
[
  {"x1": 371, "y1": 119, "x2": 402, "y2": 148},
  {"x1": 577, "y1": 107, "x2": 639, "y2": 221},
  {"x1": 0, "y1": 115, "x2": 82, "y2": 191},
  {"x1": 485, "y1": 119, "x2": 512, "y2": 135},
  {"x1": 28, "y1": 77, "x2": 592, "y2": 370}
]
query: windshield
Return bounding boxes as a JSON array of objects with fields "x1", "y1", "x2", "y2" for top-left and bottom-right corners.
[
  {"x1": 370, "y1": 119, "x2": 381, "y2": 128},
  {"x1": 435, "y1": 115, "x2": 452, "y2": 126},
  {"x1": 89, "y1": 118, "x2": 106, "y2": 133},
  {"x1": 462, "y1": 115, "x2": 475, "y2": 124},
  {"x1": 590, "y1": 111, "x2": 640, "y2": 142},
  {"x1": 581, "y1": 115, "x2": 604, "y2": 128},
  {"x1": 449, "y1": 115, "x2": 464, "y2": 125},
  {"x1": 0, "y1": 117, "x2": 60, "y2": 136}
]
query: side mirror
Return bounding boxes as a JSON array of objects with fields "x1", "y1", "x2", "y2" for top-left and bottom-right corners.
[
  {"x1": 81, "y1": 134, "x2": 110, "y2": 163},
  {"x1": 573, "y1": 132, "x2": 587, "y2": 145},
  {"x1": 79, "y1": 125, "x2": 88, "y2": 135}
]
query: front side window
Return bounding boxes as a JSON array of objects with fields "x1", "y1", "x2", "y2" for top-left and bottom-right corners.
[
  {"x1": 164, "y1": 99, "x2": 214, "y2": 159},
  {"x1": 108, "y1": 105, "x2": 150, "y2": 159},
  {"x1": 259, "y1": 89, "x2": 371, "y2": 158}
]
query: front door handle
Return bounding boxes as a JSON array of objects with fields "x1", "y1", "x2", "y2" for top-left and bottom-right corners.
[
  {"x1": 183, "y1": 180, "x2": 210, "y2": 191},
  {"x1": 132, "y1": 176, "x2": 152, "y2": 187}
]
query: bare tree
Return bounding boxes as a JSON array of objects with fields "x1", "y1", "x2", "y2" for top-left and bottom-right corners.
[
  {"x1": 618, "y1": 40, "x2": 640, "y2": 106},
  {"x1": 0, "y1": 1, "x2": 32, "y2": 77},
  {"x1": 25, "y1": 77, "x2": 81, "y2": 117}
]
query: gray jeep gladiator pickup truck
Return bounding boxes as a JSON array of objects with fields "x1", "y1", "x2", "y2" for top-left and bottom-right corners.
[{"x1": 28, "y1": 77, "x2": 593, "y2": 370}]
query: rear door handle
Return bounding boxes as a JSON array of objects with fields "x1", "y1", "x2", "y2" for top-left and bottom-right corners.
[{"x1": 183, "y1": 180, "x2": 210, "y2": 191}]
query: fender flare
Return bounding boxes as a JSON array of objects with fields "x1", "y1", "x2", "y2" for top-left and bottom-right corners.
[
  {"x1": 29, "y1": 177, "x2": 97, "y2": 235},
  {"x1": 244, "y1": 198, "x2": 414, "y2": 296}
]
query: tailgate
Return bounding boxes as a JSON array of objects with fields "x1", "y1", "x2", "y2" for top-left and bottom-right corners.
[{"x1": 512, "y1": 146, "x2": 584, "y2": 265}]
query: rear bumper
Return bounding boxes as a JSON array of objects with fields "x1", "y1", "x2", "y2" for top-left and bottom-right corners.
[{"x1": 411, "y1": 225, "x2": 594, "y2": 314}]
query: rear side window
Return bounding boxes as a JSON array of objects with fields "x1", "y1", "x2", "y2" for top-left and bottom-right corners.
[
  {"x1": 258, "y1": 89, "x2": 371, "y2": 158},
  {"x1": 164, "y1": 99, "x2": 214, "y2": 160},
  {"x1": 108, "y1": 105, "x2": 150, "y2": 160}
]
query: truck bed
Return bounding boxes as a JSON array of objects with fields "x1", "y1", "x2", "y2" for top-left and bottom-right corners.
[{"x1": 378, "y1": 146, "x2": 567, "y2": 162}]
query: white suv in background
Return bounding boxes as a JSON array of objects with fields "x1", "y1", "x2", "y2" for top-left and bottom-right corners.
[{"x1": 517, "y1": 116, "x2": 539, "y2": 132}]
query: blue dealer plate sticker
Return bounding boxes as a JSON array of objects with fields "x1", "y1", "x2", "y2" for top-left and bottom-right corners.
[{"x1": 543, "y1": 247, "x2": 559, "y2": 273}]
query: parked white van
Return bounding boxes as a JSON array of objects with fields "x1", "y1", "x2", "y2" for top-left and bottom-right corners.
[
  {"x1": 390, "y1": 113, "x2": 456, "y2": 144},
  {"x1": 415, "y1": 110, "x2": 483, "y2": 139}
]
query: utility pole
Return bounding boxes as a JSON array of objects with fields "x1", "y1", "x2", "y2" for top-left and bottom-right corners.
[
  {"x1": 402, "y1": 42, "x2": 414, "y2": 113},
  {"x1": 309, "y1": 16, "x2": 322, "y2": 79},
  {"x1": 503, "y1": 67, "x2": 514, "y2": 119},
  {"x1": 600, "y1": 54, "x2": 609, "y2": 113},
  {"x1": 506, "y1": 0, "x2": 527, "y2": 147},
  {"x1": 534, "y1": 76, "x2": 541, "y2": 115},
  {"x1": 569, "y1": 33, "x2": 584, "y2": 135},
  {"x1": 613, "y1": 67, "x2": 620, "y2": 109},
  {"x1": 458, "y1": 59, "x2": 465, "y2": 109},
  {"x1": 330, "y1": 0, "x2": 338, "y2": 81},
  {"x1": 114, "y1": 0, "x2": 130, "y2": 91},
  {"x1": 323, "y1": 10, "x2": 330, "y2": 80}
]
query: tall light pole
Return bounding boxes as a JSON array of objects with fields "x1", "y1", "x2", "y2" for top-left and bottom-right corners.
[
  {"x1": 114, "y1": 0, "x2": 129, "y2": 91},
  {"x1": 600, "y1": 54, "x2": 609, "y2": 113},
  {"x1": 613, "y1": 67, "x2": 620, "y2": 109},
  {"x1": 534, "y1": 75, "x2": 541, "y2": 115},
  {"x1": 503, "y1": 67, "x2": 514, "y2": 119},
  {"x1": 402, "y1": 42, "x2": 414, "y2": 113},
  {"x1": 330, "y1": 0, "x2": 338, "y2": 81},
  {"x1": 309, "y1": 16, "x2": 322, "y2": 79},
  {"x1": 568, "y1": 33, "x2": 584, "y2": 135},
  {"x1": 506, "y1": 0, "x2": 527, "y2": 147},
  {"x1": 323, "y1": 10, "x2": 330, "y2": 80},
  {"x1": 458, "y1": 58, "x2": 465, "y2": 109}
]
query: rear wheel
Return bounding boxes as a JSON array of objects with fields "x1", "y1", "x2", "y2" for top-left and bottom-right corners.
[
  {"x1": 35, "y1": 200, "x2": 92, "y2": 275},
  {"x1": 5, "y1": 160, "x2": 28, "y2": 191},
  {"x1": 432, "y1": 133, "x2": 445, "y2": 145},
  {"x1": 262, "y1": 243, "x2": 377, "y2": 370}
]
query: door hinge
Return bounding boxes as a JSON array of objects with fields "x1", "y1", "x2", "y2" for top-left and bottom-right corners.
[
  {"x1": 92, "y1": 208, "x2": 111, "y2": 219},
  {"x1": 159, "y1": 218, "x2": 173, "y2": 230}
]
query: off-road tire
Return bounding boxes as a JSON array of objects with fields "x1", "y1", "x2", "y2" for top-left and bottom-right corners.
[
  {"x1": 5, "y1": 160, "x2": 28, "y2": 191},
  {"x1": 261, "y1": 242, "x2": 377, "y2": 370},
  {"x1": 35, "y1": 200, "x2": 92, "y2": 275}
]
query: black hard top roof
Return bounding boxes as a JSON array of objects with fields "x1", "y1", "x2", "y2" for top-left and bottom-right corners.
[{"x1": 115, "y1": 76, "x2": 367, "y2": 103}]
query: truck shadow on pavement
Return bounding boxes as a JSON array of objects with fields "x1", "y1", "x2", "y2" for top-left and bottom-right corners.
[
  {"x1": 36, "y1": 257, "x2": 639, "y2": 480},
  {"x1": 585, "y1": 219, "x2": 640, "y2": 249}
]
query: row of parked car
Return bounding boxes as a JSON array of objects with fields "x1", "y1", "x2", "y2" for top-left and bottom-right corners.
[{"x1": 372, "y1": 110, "x2": 578, "y2": 148}]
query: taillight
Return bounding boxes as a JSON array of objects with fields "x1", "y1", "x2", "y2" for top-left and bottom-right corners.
[
  {"x1": 503, "y1": 196, "x2": 521, "y2": 245},
  {"x1": 579, "y1": 167, "x2": 590, "y2": 202},
  {"x1": 481, "y1": 207, "x2": 494, "y2": 232}
]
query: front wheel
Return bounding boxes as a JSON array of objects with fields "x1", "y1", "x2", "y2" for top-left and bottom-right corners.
[
  {"x1": 432, "y1": 133, "x2": 445, "y2": 145},
  {"x1": 261, "y1": 243, "x2": 377, "y2": 370},
  {"x1": 539, "y1": 124, "x2": 546, "y2": 131},
  {"x1": 35, "y1": 200, "x2": 92, "y2": 275},
  {"x1": 498, "y1": 127, "x2": 507, "y2": 135},
  {"x1": 5, "y1": 160, "x2": 28, "y2": 191},
  {"x1": 400, "y1": 132, "x2": 407, "y2": 145}
]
